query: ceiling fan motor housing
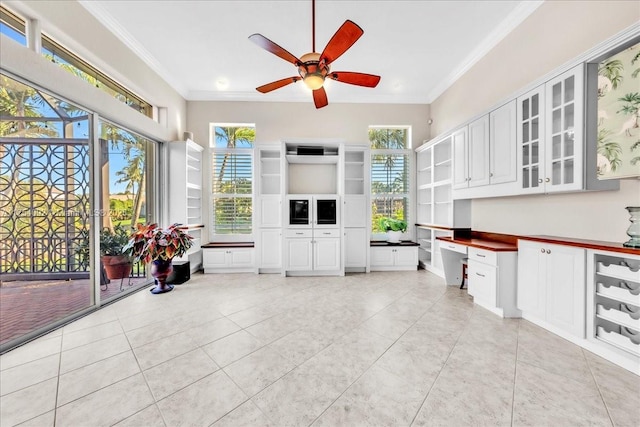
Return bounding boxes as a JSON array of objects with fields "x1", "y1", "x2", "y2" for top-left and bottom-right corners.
[{"x1": 298, "y1": 53, "x2": 329, "y2": 90}]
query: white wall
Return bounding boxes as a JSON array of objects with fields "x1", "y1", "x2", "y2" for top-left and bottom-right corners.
[
  {"x1": 429, "y1": 1, "x2": 640, "y2": 242},
  {"x1": 187, "y1": 101, "x2": 430, "y2": 148}
]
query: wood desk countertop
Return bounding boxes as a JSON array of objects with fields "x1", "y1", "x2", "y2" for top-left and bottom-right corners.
[{"x1": 437, "y1": 236, "x2": 518, "y2": 252}]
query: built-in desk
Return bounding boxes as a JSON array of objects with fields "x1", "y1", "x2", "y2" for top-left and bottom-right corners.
[{"x1": 437, "y1": 232, "x2": 520, "y2": 317}]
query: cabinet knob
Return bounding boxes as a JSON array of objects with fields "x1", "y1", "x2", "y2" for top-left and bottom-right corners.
[
  {"x1": 546, "y1": 249, "x2": 551, "y2": 254},
  {"x1": 545, "y1": 178, "x2": 550, "y2": 183},
  {"x1": 538, "y1": 179, "x2": 543, "y2": 183},
  {"x1": 490, "y1": 173, "x2": 493, "y2": 177},
  {"x1": 541, "y1": 248, "x2": 545, "y2": 253}
]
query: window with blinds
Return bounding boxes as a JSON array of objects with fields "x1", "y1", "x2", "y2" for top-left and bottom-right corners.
[
  {"x1": 369, "y1": 127, "x2": 412, "y2": 234},
  {"x1": 210, "y1": 125, "x2": 255, "y2": 239}
]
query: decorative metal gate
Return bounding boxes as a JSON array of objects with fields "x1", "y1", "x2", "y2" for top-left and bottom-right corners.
[{"x1": 0, "y1": 140, "x2": 90, "y2": 280}]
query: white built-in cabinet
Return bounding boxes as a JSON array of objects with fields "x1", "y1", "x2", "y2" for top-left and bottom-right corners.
[
  {"x1": 449, "y1": 62, "x2": 617, "y2": 200},
  {"x1": 517, "y1": 240, "x2": 586, "y2": 338},
  {"x1": 255, "y1": 146, "x2": 282, "y2": 273},
  {"x1": 518, "y1": 64, "x2": 584, "y2": 194},
  {"x1": 452, "y1": 116, "x2": 490, "y2": 189},
  {"x1": 370, "y1": 245, "x2": 418, "y2": 271},
  {"x1": 489, "y1": 100, "x2": 517, "y2": 185},
  {"x1": 203, "y1": 247, "x2": 254, "y2": 273},
  {"x1": 467, "y1": 247, "x2": 519, "y2": 318},
  {"x1": 168, "y1": 139, "x2": 204, "y2": 273},
  {"x1": 416, "y1": 136, "x2": 470, "y2": 276},
  {"x1": 586, "y1": 250, "x2": 640, "y2": 373},
  {"x1": 284, "y1": 228, "x2": 341, "y2": 272},
  {"x1": 343, "y1": 146, "x2": 370, "y2": 272}
]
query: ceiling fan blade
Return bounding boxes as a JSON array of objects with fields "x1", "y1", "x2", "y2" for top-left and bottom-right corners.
[
  {"x1": 313, "y1": 87, "x2": 328, "y2": 109},
  {"x1": 249, "y1": 34, "x2": 302, "y2": 66},
  {"x1": 319, "y1": 20, "x2": 364, "y2": 66},
  {"x1": 329, "y1": 71, "x2": 381, "y2": 87},
  {"x1": 256, "y1": 77, "x2": 301, "y2": 93}
]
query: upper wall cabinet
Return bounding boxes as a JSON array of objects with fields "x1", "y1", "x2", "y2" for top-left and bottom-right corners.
[
  {"x1": 453, "y1": 62, "x2": 618, "y2": 200},
  {"x1": 452, "y1": 116, "x2": 490, "y2": 190},
  {"x1": 490, "y1": 100, "x2": 517, "y2": 185},
  {"x1": 518, "y1": 64, "x2": 583, "y2": 193}
]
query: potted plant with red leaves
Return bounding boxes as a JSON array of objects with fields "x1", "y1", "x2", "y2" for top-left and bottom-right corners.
[{"x1": 123, "y1": 223, "x2": 193, "y2": 294}]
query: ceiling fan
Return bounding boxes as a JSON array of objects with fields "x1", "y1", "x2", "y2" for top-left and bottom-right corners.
[{"x1": 248, "y1": 0, "x2": 381, "y2": 109}]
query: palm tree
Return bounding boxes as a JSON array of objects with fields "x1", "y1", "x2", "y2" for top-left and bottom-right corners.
[
  {"x1": 369, "y1": 128, "x2": 409, "y2": 226},
  {"x1": 597, "y1": 128, "x2": 622, "y2": 174},
  {"x1": 599, "y1": 59, "x2": 624, "y2": 91},
  {"x1": 214, "y1": 126, "x2": 255, "y2": 185},
  {"x1": 631, "y1": 50, "x2": 640, "y2": 79}
]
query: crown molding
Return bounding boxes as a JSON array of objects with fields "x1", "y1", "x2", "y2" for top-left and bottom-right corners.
[
  {"x1": 78, "y1": 0, "x2": 189, "y2": 98},
  {"x1": 425, "y1": 0, "x2": 544, "y2": 103},
  {"x1": 186, "y1": 89, "x2": 429, "y2": 104}
]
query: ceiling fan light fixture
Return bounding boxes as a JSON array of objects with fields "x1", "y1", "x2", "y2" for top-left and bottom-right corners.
[{"x1": 303, "y1": 73, "x2": 325, "y2": 90}]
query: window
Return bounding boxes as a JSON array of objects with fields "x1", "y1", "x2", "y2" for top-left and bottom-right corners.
[
  {"x1": 41, "y1": 36, "x2": 153, "y2": 117},
  {"x1": 370, "y1": 126, "x2": 412, "y2": 234},
  {"x1": 210, "y1": 124, "x2": 255, "y2": 240},
  {"x1": 0, "y1": 7, "x2": 26, "y2": 46}
]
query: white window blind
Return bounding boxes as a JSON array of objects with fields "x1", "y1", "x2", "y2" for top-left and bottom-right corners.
[
  {"x1": 369, "y1": 127, "x2": 412, "y2": 234},
  {"x1": 211, "y1": 149, "x2": 253, "y2": 235}
]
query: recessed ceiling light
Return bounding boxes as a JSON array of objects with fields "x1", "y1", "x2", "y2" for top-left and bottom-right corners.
[{"x1": 216, "y1": 78, "x2": 229, "y2": 90}]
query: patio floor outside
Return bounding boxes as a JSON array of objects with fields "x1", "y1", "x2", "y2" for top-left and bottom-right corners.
[{"x1": 0, "y1": 276, "x2": 149, "y2": 348}]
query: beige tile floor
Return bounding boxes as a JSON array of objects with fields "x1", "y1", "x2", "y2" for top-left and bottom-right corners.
[{"x1": 1, "y1": 270, "x2": 638, "y2": 427}]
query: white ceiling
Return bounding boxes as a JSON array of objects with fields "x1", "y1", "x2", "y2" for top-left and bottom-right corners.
[{"x1": 79, "y1": 0, "x2": 542, "y2": 105}]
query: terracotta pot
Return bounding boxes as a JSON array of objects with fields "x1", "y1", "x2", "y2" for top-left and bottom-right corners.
[
  {"x1": 101, "y1": 255, "x2": 133, "y2": 280},
  {"x1": 149, "y1": 259, "x2": 174, "y2": 294}
]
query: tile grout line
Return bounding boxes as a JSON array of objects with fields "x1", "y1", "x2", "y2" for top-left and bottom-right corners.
[
  {"x1": 582, "y1": 348, "x2": 616, "y2": 427},
  {"x1": 510, "y1": 319, "x2": 521, "y2": 427},
  {"x1": 408, "y1": 290, "x2": 476, "y2": 426},
  {"x1": 307, "y1": 285, "x2": 458, "y2": 427}
]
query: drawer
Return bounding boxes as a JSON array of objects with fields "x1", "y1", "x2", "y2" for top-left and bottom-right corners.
[
  {"x1": 440, "y1": 241, "x2": 467, "y2": 255},
  {"x1": 469, "y1": 247, "x2": 498, "y2": 266},
  {"x1": 468, "y1": 260, "x2": 497, "y2": 305},
  {"x1": 314, "y1": 229, "x2": 340, "y2": 238},
  {"x1": 284, "y1": 229, "x2": 312, "y2": 238}
]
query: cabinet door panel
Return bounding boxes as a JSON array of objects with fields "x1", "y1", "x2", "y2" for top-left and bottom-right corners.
[
  {"x1": 259, "y1": 196, "x2": 281, "y2": 227},
  {"x1": 345, "y1": 228, "x2": 367, "y2": 267},
  {"x1": 452, "y1": 128, "x2": 468, "y2": 189},
  {"x1": 394, "y1": 247, "x2": 418, "y2": 267},
  {"x1": 545, "y1": 244, "x2": 586, "y2": 337},
  {"x1": 314, "y1": 238, "x2": 341, "y2": 270},
  {"x1": 230, "y1": 249, "x2": 254, "y2": 267},
  {"x1": 286, "y1": 239, "x2": 313, "y2": 270},
  {"x1": 490, "y1": 101, "x2": 517, "y2": 185},
  {"x1": 468, "y1": 260, "x2": 497, "y2": 305},
  {"x1": 517, "y1": 86, "x2": 545, "y2": 194},
  {"x1": 260, "y1": 229, "x2": 281, "y2": 269},
  {"x1": 544, "y1": 65, "x2": 583, "y2": 192},
  {"x1": 371, "y1": 247, "x2": 394, "y2": 267},
  {"x1": 203, "y1": 249, "x2": 227, "y2": 268},
  {"x1": 468, "y1": 115, "x2": 490, "y2": 187},
  {"x1": 344, "y1": 196, "x2": 367, "y2": 227},
  {"x1": 517, "y1": 241, "x2": 546, "y2": 318}
]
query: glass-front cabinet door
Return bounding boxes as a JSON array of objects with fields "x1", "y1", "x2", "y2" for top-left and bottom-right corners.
[
  {"x1": 545, "y1": 64, "x2": 584, "y2": 192},
  {"x1": 517, "y1": 85, "x2": 545, "y2": 194}
]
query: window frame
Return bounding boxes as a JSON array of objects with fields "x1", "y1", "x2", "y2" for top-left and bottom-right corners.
[
  {"x1": 369, "y1": 126, "x2": 415, "y2": 240},
  {"x1": 209, "y1": 123, "x2": 255, "y2": 242}
]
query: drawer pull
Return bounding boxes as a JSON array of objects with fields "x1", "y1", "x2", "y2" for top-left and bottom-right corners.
[
  {"x1": 295, "y1": 232, "x2": 304, "y2": 235},
  {"x1": 541, "y1": 248, "x2": 545, "y2": 253},
  {"x1": 476, "y1": 254, "x2": 486, "y2": 258},
  {"x1": 476, "y1": 272, "x2": 485, "y2": 277},
  {"x1": 546, "y1": 249, "x2": 551, "y2": 254},
  {"x1": 322, "y1": 232, "x2": 331, "y2": 235}
]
